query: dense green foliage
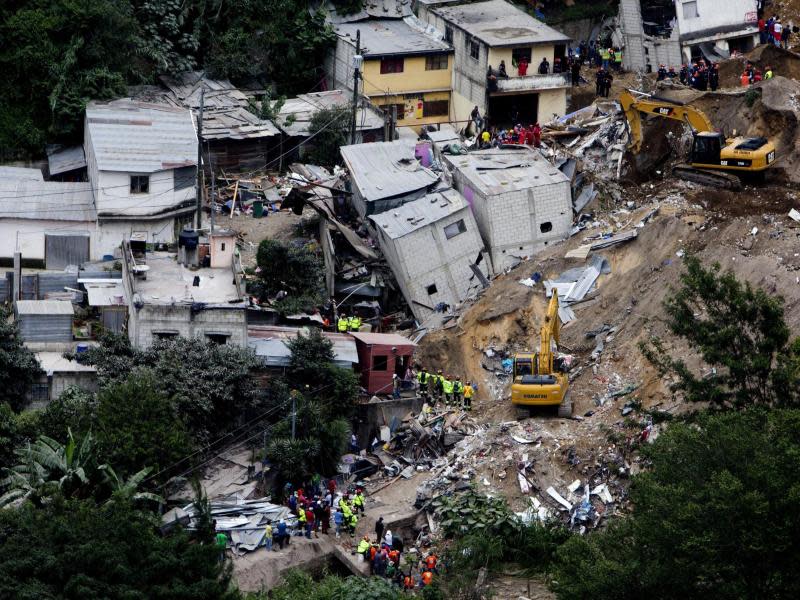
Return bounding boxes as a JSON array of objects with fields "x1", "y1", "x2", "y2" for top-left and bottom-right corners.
[
  {"x1": 0, "y1": 306, "x2": 41, "y2": 411},
  {"x1": 257, "y1": 569, "x2": 401, "y2": 600},
  {"x1": 0, "y1": 0, "x2": 336, "y2": 158},
  {"x1": 553, "y1": 409, "x2": 800, "y2": 599},
  {"x1": 641, "y1": 255, "x2": 800, "y2": 409},
  {"x1": 74, "y1": 334, "x2": 261, "y2": 444},
  {"x1": 255, "y1": 238, "x2": 325, "y2": 314},
  {"x1": 0, "y1": 497, "x2": 237, "y2": 599},
  {"x1": 306, "y1": 105, "x2": 351, "y2": 168}
]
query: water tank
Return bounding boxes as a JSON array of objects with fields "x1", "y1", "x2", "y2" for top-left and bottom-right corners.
[{"x1": 178, "y1": 229, "x2": 199, "y2": 249}]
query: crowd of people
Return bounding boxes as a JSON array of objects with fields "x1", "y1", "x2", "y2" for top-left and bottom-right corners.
[
  {"x1": 415, "y1": 367, "x2": 475, "y2": 411},
  {"x1": 356, "y1": 524, "x2": 440, "y2": 591},
  {"x1": 759, "y1": 14, "x2": 794, "y2": 48}
]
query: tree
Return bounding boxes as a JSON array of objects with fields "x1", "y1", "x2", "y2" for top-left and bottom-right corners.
[
  {"x1": 75, "y1": 335, "x2": 261, "y2": 445},
  {"x1": 0, "y1": 306, "x2": 41, "y2": 410},
  {"x1": 640, "y1": 255, "x2": 799, "y2": 409},
  {"x1": 98, "y1": 464, "x2": 164, "y2": 506},
  {"x1": 261, "y1": 568, "x2": 401, "y2": 600},
  {"x1": 37, "y1": 385, "x2": 97, "y2": 443},
  {"x1": 552, "y1": 409, "x2": 800, "y2": 600},
  {"x1": 94, "y1": 370, "x2": 194, "y2": 479},
  {"x1": 305, "y1": 105, "x2": 351, "y2": 168},
  {"x1": 255, "y1": 238, "x2": 325, "y2": 314},
  {"x1": 0, "y1": 496, "x2": 239, "y2": 600}
]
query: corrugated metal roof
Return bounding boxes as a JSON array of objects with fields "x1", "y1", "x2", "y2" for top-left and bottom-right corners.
[
  {"x1": 335, "y1": 18, "x2": 451, "y2": 57},
  {"x1": 444, "y1": 147, "x2": 569, "y2": 196},
  {"x1": 350, "y1": 332, "x2": 417, "y2": 347},
  {"x1": 47, "y1": 146, "x2": 87, "y2": 175},
  {"x1": 340, "y1": 140, "x2": 439, "y2": 202},
  {"x1": 159, "y1": 71, "x2": 250, "y2": 109},
  {"x1": 0, "y1": 180, "x2": 96, "y2": 221},
  {"x1": 15, "y1": 300, "x2": 75, "y2": 315},
  {"x1": 369, "y1": 188, "x2": 467, "y2": 239},
  {"x1": 0, "y1": 166, "x2": 44, "y2": 181},
  {"x1": 201, "y1": 107, "x2": 281, "y2": 140},
  {"x1": 434, "y1": 0, "x2": 570, "y2": 46},
  {"x1": 85, "y1": 282, "x2": 127, "y2": 307},
  {"x1": 86, "y1": 99, "x2": 197, "y2": 173},
  {"x1": 277, "y1": 90, "x2": 383, "y2": 137},
  {"x1": 248, "y1": 326, "x2": 358, "y2": 368}
]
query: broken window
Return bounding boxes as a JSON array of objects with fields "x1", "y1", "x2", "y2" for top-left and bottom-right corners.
[
  {"x1": 130, "y1": 175, "x2": 149, "y2": 194},
  {"x1": 682, "y1": 0, "x2": 699, "y2": 19},
  {"x1": 423, "y1": 99, "x2": 449, "y2": 118},
  {"x1": 425, "y1": 54, "x2": 448, "y2": 70},
  {"x1": 641, "y1": 0, "x2": 678, "y2": 37},
  {"x1": 540, "y1": 221, "x2": 553, "y2": 233},
  {"x1": 470, "y1": 40, "x2": 480, "y2": 60},
  {"x1": 380, "y1": 57, "x2": 404, "y2": 74},
  {"x1": 373, "y1": 355, "x2": 388, "y2": 371},
  {"x1": 426, "y1": 283, "x2": 438, "y2": 295},
  {"x1": 444, "y1": 219, "x2": 467, "y2": 239}
]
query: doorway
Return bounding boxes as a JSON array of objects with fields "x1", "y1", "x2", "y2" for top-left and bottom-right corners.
[{"x1": 488, "y1": 93, "x2": 539, "y2": 128}]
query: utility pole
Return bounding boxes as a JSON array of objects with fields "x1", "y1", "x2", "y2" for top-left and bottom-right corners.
[
  {"x1": 209, "y1": 149, "x2": 215, "y2": 234},
  {"x1": 390, "y1": 104, "x2": 397, "y2": 140},
  {"x1": 350, "y1": 30, "x2": 362, "y2": 145},
  {"x1": 291, "y1": 390, "x2": 297, "y2": 441},
  {"x1": 195, "y1": 88, "x2": 205, "y2": 230}
]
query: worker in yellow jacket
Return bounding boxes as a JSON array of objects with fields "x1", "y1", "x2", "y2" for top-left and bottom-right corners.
[
  {"x1": 463, "y1": 381, "x2": 474, "y2": 411},
  {"x1": 442, "y1": 375, "x2": 454, "y2": 406}
]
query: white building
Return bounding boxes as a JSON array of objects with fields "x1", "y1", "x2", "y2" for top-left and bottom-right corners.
[
  {"x1": 418, "y1": 0, "x2": 571, "y2": 126},
  {"x1": 369, "y1": 188, "x2": 490, "y2": 321},
  {"x1": 619, "y1": 0, "x2": 759, "y2": 72},
  {"x1": 0, "y1": 100, "x2": 198, "y2": 268},
  {"x1": 441, "y1": 147, "x2": 571, "y2": 271}
]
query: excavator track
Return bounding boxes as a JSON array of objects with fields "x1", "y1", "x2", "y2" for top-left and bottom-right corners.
[{"x1": 672, "y1": 165, "x2": 743, "y2": 191}]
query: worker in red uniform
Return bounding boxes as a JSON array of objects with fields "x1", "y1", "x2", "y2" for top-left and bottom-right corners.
[{"x1": 532, "y1": 122, "x2": 542, "y2": 148}]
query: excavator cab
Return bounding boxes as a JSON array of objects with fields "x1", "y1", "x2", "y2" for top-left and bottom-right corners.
[{"x1": 691, "y1": 132, "x2": 723, "y2": 165}]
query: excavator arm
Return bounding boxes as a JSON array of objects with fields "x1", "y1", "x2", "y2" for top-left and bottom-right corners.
[
  {"x1": 619, "y1": 90, "x2": 716, "y2": 153},
  {"x1": 538, "y1": 294, "x2": 560, "y2": 375}
]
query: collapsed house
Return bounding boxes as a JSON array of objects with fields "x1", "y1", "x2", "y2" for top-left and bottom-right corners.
[
  {"x1": 441, "y1": 147, "x2": 572, "y2": 271},
  {"x1": 369, "y1": 189, "x2": 490, "y2": 321},
  {"x1": 619, "y1": 0, "x2": 760, "y2": 72},
  {"x1": 340, "y1": 140, "x2": 441, "y2": 218}
]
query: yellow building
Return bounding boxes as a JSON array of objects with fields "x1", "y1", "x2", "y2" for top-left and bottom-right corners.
[{"x1": 328, "y1": 19, "x2": 454, "y2": 129}]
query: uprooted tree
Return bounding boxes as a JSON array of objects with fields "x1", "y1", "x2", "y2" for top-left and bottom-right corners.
[{"x1": 640, "y1": 255, "x2": 800, "y2": 409}]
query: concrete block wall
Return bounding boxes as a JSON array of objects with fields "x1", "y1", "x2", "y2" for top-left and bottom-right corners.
[{"x1": 130, "y1": 304, "x2": 247, "y2": 348}]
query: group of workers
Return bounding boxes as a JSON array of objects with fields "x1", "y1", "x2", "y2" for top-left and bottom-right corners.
[
  {"x1": 759, "y1": 15, "x2": 793, "y2": 48},
  {"x1": 740, "y1": 61, "x2": 775, "y2": 86},
  {"x1": 336, "y1": 314, "x2": 362, "y2": 333},
  {"x1": 594, "y1": 68, "x2": 615, "y2": 98},
  {"x1": 477, "y1": 121, "x2": 542, "y2": 149},
  {"x1": 416, "y1": 367, "x2": 475, "y2": 411},
  {"x1": 356, "y1": 527, "x2": 439, "y2": 590}
]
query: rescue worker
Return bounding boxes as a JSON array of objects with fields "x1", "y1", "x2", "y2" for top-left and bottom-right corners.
[
  {"x1": 602, "y1": 69, "x2": 613, "y2": 98},
  {"x1": 423, "y1": 552, "x2": 439, "y2": 574},
  {"x1": 442, "y1": 375, "x2": 454, "y2": 406},
  {"x1": 532, "y1": 122, "x2": 542, "y2": 148},
  {"x1": 709, "y1": 63, "x2": 719, "y2": 91},
  {"x1": 657, "y1": 64, "x2": 667, "y2": 81},
  {"x1": 348, "y1": 314, "x2": 361, "y2": 331},
  {"x1": 679, "y1": 63, "x2": 688, "y2": 85},
  {"x1": 357, "y1": 535, "x2": 371, "y2": 560},
  {"x1": 595, "y1": 67, "x2": 605, "y2": 96},
  {"x1": 417, "y1": 367, "x2": 430, "y2": 399},
  {"x1": 434, "y1": 369, "x2": 444, "y2": 402},
  {"x1": 765, "y1": 65, "x2": 774, "y2": 79},
  {"x1": 297, "y1": 506, "x2": 307, "y2": 536},
  {"x1": 347, "y1": 511, "x2": 358, "y2": 536},
  {"x1": 337, "y1": 315, "x2": 348, "y2": 332},
  {"x1": 613, "y1": 47, "x2": 623, "y2": 71},
  {"x1": 421, "y1": 570, "x2": 434, "y2": 586},
  {"x1": 352, "y1": 489, "x2": 365, "y2": 514},
  {"x1": 600, "y1": 46, "x2": 610, "y2": 69},
  {"x1": 452, "y1": 376, "x2": 464, "y2": 407},
  {"x1": 667, "y1": 66, "x2": 676, "y2": 80},
  {"x1": 463, "y1": 380, "x2": 474, "y2": 411}
]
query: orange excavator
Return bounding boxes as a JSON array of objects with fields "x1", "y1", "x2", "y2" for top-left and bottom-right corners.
[
  {"x1": 511, "y1": 294, "x2": 571, "y2": 418},
  {"x1": 620, "y1": 89, "x2": 777, "y2": 190}
]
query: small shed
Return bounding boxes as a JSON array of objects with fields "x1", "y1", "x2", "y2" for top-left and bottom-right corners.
[
  {"x1": 350, "y1": 332, "x2": 417, "y2": 395},
  {"x1": 30, "y1": 352, "x2": 97, "y2": 408},
  {"x1": 248, "y1": 326, "x2": 358, "y2": 371},
  {"x1": 14, "y1": 300, "x2": 74, "y2": 343},
  {"x1": 83, "y1": 280, "x2": 127, "y2": 333}
]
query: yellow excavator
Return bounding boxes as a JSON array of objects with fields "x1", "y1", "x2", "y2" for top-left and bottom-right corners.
[
  {"x1": 511, "y1": 294, "x2": 572, "y2": 418},
  {"x1": 619, "y1": 89, "x2": 777, "y2": 190}
]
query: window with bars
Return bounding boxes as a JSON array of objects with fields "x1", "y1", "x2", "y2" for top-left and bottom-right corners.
[
  {"x1": 130, "y1": 175, "x2": 150, "y2": 194},
  {"x1": 423, "y1": 99, "x2": 449, "y2": 118},
  {"x1": 425, "y1": 54, "x2": 448, "y2": 70}
]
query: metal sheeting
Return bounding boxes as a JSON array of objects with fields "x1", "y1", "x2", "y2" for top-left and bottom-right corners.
[
  {"x1": 47, "y1": 146, "x2": 87, "y2": 175},
  {"x1": 0, "y1": 166, "x2": 43, "y2": 181},
  {"x1": 327, "y1": 0, "x2": 412, "y2": 23},
  {"x1": 15, "y1": 301, "x2": 73, "y2": 343},
  {"x1": 248, "y1": 325, "x2": 358, "y2": 369},
  {"x1": 45, "y1": 233, "x2": 90, "y2": 270},
  {"x1": 278, "y1": 91, "x2": 384, "y2": 138},
  {"x1": 334, "y1": 18, "x2": 451, "y2": 57},
  {"x1": 340, "y1": 140, "x2": 439, "y2": 203},
  {"x1": 85, "y1": 99, "x2": 197, "y2": 173},
  {"x1": 0, "y1": 180, "x2": 96, "y2": 221},
  {"x1": 368, "y1": 189, "x2": 468, "y2": 239}
]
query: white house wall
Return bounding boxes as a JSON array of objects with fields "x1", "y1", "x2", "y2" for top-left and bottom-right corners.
[
  {"x1": 94, "y1": 169, "x2": 195, "y2": 217},
  {"x1": 675, "y1": 0, "x2": 757, "y2": 39}
]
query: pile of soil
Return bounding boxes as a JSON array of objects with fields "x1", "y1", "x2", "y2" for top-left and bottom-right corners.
[{"x1": 717, "y1": 44, "x2": 800, "y2": 87}]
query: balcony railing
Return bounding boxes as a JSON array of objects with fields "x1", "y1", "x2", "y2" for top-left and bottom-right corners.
[{"x1": 493, "y1": 73, "x2": 571, "y2": 93}]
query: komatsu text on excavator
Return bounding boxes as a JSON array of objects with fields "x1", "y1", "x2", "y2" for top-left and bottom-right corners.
[
  {"x1": 511, "y1": 294, "x2": 572, "y2": 418},
  {"x1": 620, "y1": 89, "x2": 777, "y2": 190}
]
